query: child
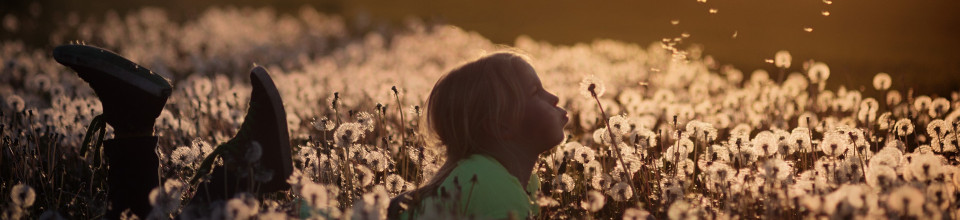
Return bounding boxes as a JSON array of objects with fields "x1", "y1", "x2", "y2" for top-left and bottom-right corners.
[
  {"x1": 389, "y1": 52, "x2": 569, "y2": 219},
  {"x1": 53, "y1": 44, "x2": 293, "y2": 219}
]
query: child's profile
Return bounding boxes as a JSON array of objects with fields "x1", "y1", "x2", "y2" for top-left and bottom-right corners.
[{"x1": 390, "y1": 52, "x2": 568, "y2": 219}]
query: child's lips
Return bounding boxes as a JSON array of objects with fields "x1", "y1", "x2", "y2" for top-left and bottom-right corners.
[{"x1": 559, "y1": 109, "x2": 569, "y2": 124}]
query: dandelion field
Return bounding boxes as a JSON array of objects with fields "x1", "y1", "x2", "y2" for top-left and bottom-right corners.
[{"x1": 2, "y1": 6, "x2": 960, "y2": 219}]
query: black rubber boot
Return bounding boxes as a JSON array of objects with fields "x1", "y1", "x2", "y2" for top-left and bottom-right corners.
[
  {"x1": 103, "y1": 137, "x2": 160, "y2": 219},
  {"x1": 193, "y1": 66, "x2": 293, "y2": 201},
  {"x1": 53, "y1": 44, "x2": 171, "y2": 219}
]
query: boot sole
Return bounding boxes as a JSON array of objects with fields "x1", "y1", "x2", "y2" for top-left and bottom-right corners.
[
  {"x1": 52, "y1": 45, "x2": 172, "y2": 98},
  {"x1": 249, "y1": 66, "x2": 294, "y2": 190}
]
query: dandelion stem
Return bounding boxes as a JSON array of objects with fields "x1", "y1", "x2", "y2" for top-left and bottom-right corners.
[
  {"x1": 589, "y1": 89, "x2": 639, "y2": 204},
  {"x1": 392, "y1": 86, "x2": 407, "y2": 156}
]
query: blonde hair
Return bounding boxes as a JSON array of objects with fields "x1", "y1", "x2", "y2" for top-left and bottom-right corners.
[{"x1": 410, "y1": 51, "x2": 532, "y2": 202}]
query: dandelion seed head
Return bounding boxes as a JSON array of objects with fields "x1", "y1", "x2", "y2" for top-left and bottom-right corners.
[
  {"x1": 873, "y1": 73, "x2": 892, "y2": 90},
  {"x1": 623, "y1": 207, "x2": 652, "y2": 220},
  {"x1": 914, "y1": 96, "x2": 932, "y2": 112},
  {"x1": 591, "y1": 173, "x2": 615, "y2": 190},
  {"x1": 667, "y1": 200, "x2": 693, "y2": 220},
  {"x1": 866, "y1": 165, "x2": 897, "y2": 189},
  {"x1": 555, "y1": 173, "x2": 575, "y2": 192},
  {"x1": 362, "y1": 185, "x2": 390, "y2": 209},
  {"x1": 580, "y1": 190, "x2": 605, "y2": 212},
  {"x1": 774, "y1": 50, "x2": 791, "y2": 69},
  {"x1": 930, "y1": 98, "x2": 950, "y2": 118},
  {"x1": 10, "y1": 183, "x2": 35, "y2": 208},
  {"x1": 334, "y1": 122, "x2": 363, "y2": 147},
  {"x1": 573, "y1": 145, "x2": 596, "y2": 164},
  {"x1": 225, "y1": 196, "x2": 257, "y2": 220},
  {"x1": 886, "y1": 90, "x2": 902, "y2": 106},
  {"x1": 887, "y1": 186, "x2": 925, "y2": 216},
  {"x1": 607, "y1": 182, "x2": 634, "y2": 202},
  {"x1": 171, "y1": 146, "x2": 199, "y2": 167},
  {"x1": 807, "y1": 62, "x2": 830, "y2": 82},
  {"x1": 5, "y1": 94, "x2": 25, "y2": 112},
  {"x1": 752, "y1": 131, "x2": 780, "y2": 156},
  {"x1": 580, "y1": 75, "x2": 605, "y2": 99},
  {"x1": 894, "y1": 119, "x2": 915, "y2": 137}
]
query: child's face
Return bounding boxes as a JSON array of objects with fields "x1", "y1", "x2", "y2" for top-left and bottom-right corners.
[{"x1": 511, "y1": 61, "x2": 568, "y2": 152}]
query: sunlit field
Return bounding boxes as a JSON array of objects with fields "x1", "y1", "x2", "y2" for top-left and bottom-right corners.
[{"x1": 2, "y1": 6, "x2": 960, "y2": 219}]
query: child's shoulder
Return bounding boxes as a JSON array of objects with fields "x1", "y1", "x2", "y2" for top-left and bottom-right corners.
[
  {"x1": 445, "y1": 154, "x2": 517, "y2": 187},
  {"x1": 436, "y1": 154, "x2": 536, "y2": 219}
]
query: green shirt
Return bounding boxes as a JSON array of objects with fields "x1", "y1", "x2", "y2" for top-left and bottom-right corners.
[{"x1": 402, "y1": 154, "x2": 540, "y2": 220}]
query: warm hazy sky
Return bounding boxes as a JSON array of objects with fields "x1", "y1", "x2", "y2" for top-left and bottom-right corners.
[
  {"x1": 337, "y1": 0, "x2": 960, "y2": 96},
  {"x1": 4, "y1": 0, "x2": 959, "y2": 95}
]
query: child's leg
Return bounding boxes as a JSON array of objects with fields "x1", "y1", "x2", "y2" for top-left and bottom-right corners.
[
  {"x1": 102, "y1": 136, "x2": 160, "y2": 218},
  {"x1": 53, "y1": 44, "x2": 171, "y2": 219}
]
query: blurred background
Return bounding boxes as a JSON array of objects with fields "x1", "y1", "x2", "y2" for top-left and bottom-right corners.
[{"x1": 2, "y1": 0, "x2": 959, "y2": 96}]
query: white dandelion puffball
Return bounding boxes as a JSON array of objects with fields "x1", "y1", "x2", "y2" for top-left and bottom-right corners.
[
  {"x1": 807, "y1": 62, "x2": 830, "y2": 82},
  {"x1": 580, "y1": 190, "x2": 606, "y2": 212},
  {"x1": 894, "y1": 119, "x2": 914, "y2": 137},
  {"x1": 11, "y1": 183, "x2": 36, "y2": 208},
  {"x1": 873, "y1": 72, "x2": 892, "y2": 90},
  {"x1": 334, "y1": 122, "x2": 364, "y2": 147},
  {"x1": 580, "y1": 75, "x2": 606, "y2": 99},
  {"x1": 887, "y1": 186, "x2": 924, "y2": 217},
  {"x1": 607, "y1": 182, "x2": 634, "y2": 201},
  {"x1": 774, "y1": 50, "x2": 791, "y2": 69}
]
